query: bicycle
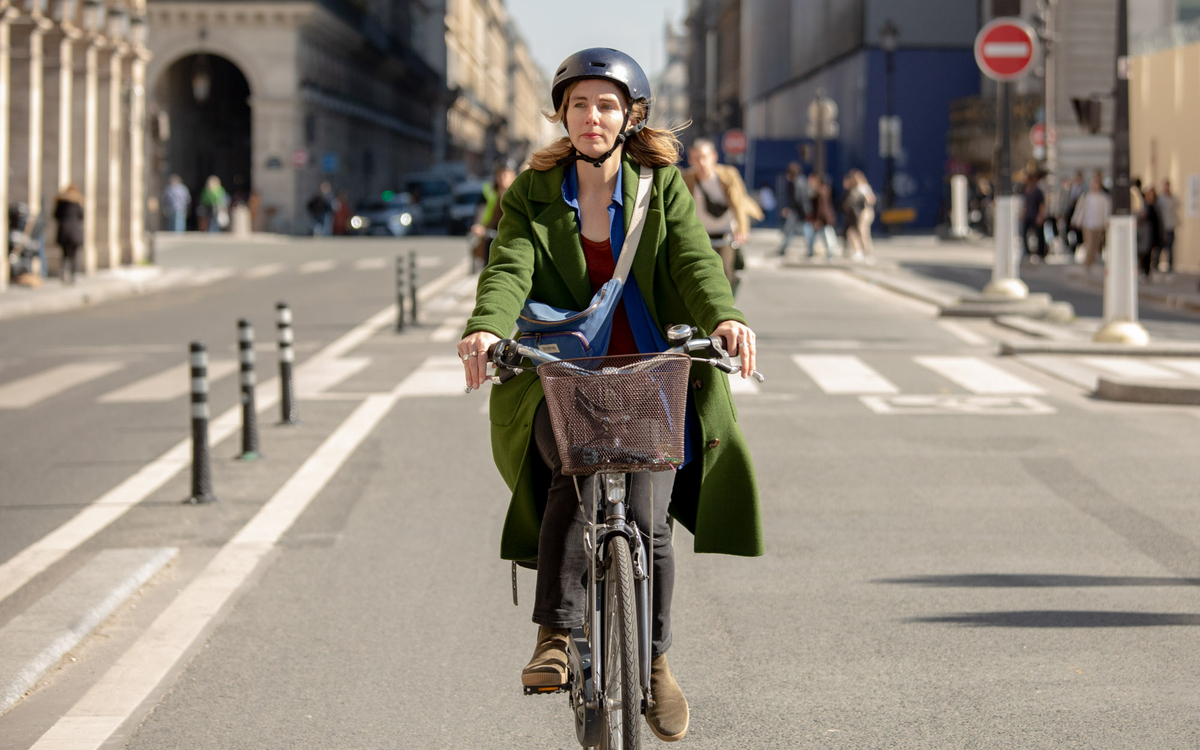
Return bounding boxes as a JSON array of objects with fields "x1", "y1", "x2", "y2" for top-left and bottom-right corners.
[{"x1": 475, "y1": 325, "x2": 763, "y2": 749}]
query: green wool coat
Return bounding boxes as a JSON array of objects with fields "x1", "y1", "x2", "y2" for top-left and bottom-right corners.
[{"x1": 463, "y1": 153, "x2": 764, "y2": 562}]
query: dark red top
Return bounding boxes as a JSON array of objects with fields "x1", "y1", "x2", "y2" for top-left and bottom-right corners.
[{"x1": 581, "y1": 236, "x2": 638, "y2": 356}]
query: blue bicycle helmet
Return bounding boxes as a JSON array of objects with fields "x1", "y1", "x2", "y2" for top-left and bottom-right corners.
[{"x1": 551, "y1": 48, "x2": 652, "y2": 167}]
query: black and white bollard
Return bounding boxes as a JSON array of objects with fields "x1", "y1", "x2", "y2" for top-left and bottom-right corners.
[
  {"x1": 395, "y1": 255, "x2": 406, "y2": 332},
  {"x1": 277, "y1": 302, "x2": 299, "y2": 425},
  {"x1": 185, "y1": 342, "x2": 218, "y2": 504},
  {"x1": 408, "y1": 250, "x2": 418, "y2": 325},
  {"x1": 235, "y1": 319, "x2": 261, "y2": 460}
]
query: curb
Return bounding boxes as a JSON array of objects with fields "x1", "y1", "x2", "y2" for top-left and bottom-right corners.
[
  {"x1": 999, "y1": 339, "x2": 1200, "y2": 356},
  {"x1": 845, "y1": 266, "x2": 961, "y2": 308},
  {"x1": 0, "y1": 269, "x2": 193, "y2": 322},
  {"x1": 993, "y1": 315, "x2": 1082, "y2": 341},
  {"x1": 1095, "y1": 376, "x2": 1200, "y2": 406},
  {"x1": 0, "y1": 547, "x2": 178, "y2": 716}
]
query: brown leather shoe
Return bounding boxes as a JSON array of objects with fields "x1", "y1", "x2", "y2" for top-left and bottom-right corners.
[
  {"x1": 646, "y1": 654, "x2": 689, "y2": 741},
  {"x1": 521, "y1": 626, "x2": 570, "y2": 687}
]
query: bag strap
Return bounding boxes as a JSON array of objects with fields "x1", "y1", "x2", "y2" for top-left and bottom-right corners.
[{"x1": 612, "y1": 165, "x2": 654, "y2": 285}]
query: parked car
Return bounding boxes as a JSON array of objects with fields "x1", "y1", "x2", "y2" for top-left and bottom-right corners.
[
  {"x1": 403, "y1": 163, "x2": 468, "y2": 231},
  {"x1": 449, "y1": 180, "x2": 488, "y2": 235},
  {"x1": 347, "y1": 193, "x2": 422, "y2": 236}
]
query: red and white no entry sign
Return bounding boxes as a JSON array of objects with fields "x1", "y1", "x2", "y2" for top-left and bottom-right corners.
[
  {"x1": 721, "y1": 128, "x2": 747, "y2": 156},
  {"x1": 974, "y1": 18, "x2": 1038, "y2": 82},
  {"x1": 1029, "y1": 122, "x2": 1057, "y2": 148}
]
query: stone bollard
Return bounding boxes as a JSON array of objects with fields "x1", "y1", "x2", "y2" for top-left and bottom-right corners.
[
  {"x1": 277, "y1": 302, "x2": 299, "y2": 425},
  {"x1": 235, "y1": 319, "x2": 262, "y2": 460},
  {"x1": 395, "y1": 255, "x2": 406, "y2": 332},
  {"x1": 408, "y1": 250, "x2": 419, "y2": 325},
  {"x1": 185, "y1": 342, "x2": 218, "y2": 504}
]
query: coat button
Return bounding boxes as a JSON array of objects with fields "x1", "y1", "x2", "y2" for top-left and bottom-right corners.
[
  {"x1": 693, "y1": 378, "x2": 703, "y2": 391},
  {"x1": 706, "y1": 438, "x2": 720, "y2": 449}
]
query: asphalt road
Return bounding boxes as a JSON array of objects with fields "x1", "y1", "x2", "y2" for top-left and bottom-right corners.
[{"x1": 3, "y1": 234, "x2": 1200, "y2": 749}]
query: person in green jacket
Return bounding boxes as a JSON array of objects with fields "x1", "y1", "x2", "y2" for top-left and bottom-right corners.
[{"x1": 458, "y1": 48, "x2": 762, "y2": 743}]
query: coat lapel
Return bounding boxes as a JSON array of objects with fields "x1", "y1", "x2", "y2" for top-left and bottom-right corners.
[{"x1": 528, "y1": 167, "x2": 592, "y2": 311}]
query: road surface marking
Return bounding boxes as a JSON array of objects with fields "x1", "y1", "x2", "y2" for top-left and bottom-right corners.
[
  {"x1": 97, "y1": 359, "x2": 238, "y2": 403},
  {"x1": 243, "y1": 263, "x2": 284, "y2": 279},
  {"x1": 27, "y1": 388, "x2": 406, "y2": 750},
  {"x1": 914, "y1": 356, "x2": 1045, "y2": 395},
  {"x1": 430, "y1": 315, "x2": 468, "y2": 343},
  {"x1": 861, "y1": 394, "x2": 1055, "y2": 415},
  {"x1": 394, "y1": 356, "x2": 472, "y2": 397},
  {"x1": 298, "y1": 259, "x2": 336, "y2": 274},
  {"x1": 0, "y1": 260, "x2": 469, "y2": 607},
  {"x1": 937, "y1": 320, "x2": 990, "y2": 346},
  {"x1": 189, "y1": 267, "x2": 236, "y2": 285},
  {"x1": 727, "y1": 372, "x2": 761, "y2": 395},
  {"x1": 1080, "y1": 357, "x2": 1182, "y2": 380},
  {"x1": 791, "y1": 355, "x2": 899, "y2": 394},
  {"x1": 1017, "y1": 355, "x2": 1099, "y2": 391},
  {"x1": 0, "y1": 362, "x2": 125, "y2": 409},
  {"x1": 296, "y1": 357, "x2": 371, "y2": 397},
  {"x1": 353, "y1": 257, "x2": 387, "y2": 270},
  {"x1": 1157, "y1": 359, "x2": 1200, "y2": 378}
]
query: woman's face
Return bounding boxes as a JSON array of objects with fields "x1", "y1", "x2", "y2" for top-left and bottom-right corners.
[{"x1": 564, "y1": 79, "x2": 629, "y2": 160}]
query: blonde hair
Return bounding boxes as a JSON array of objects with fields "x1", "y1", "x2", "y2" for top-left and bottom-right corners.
[{"x1": 529, "y1": 81, "x2": 685, "y2": 171}]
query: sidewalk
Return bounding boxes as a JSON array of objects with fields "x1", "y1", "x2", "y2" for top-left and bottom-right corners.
[{"x1": 0, "y1": 266, "x2": 196, "y2": 321}]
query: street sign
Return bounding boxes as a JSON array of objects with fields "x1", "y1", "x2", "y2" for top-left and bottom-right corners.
[
  {"x1": 320, "y1": 152, "x2": 339, "y2": 174},
  {"x1": 1029, "y1": 122, "x2": 1057, "y2": 148},
  {"x1": 878, "y1": 116, "x2": 902, "y2": 158},
  {"x1": 721, "y1": 129, "x2": 747, "y2": 156},
  {"x1": 974, "y1": 18, "x2": 1038, "y2": 82},
  {"x1": 290, "y1": 148, "x2": 309, "y2": 168}
]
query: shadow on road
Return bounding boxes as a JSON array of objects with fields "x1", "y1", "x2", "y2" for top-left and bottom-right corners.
[
  {"x1": 906, "y1": 610, "x2": 1200, "y2": 627},
  {"x1": 877, "y1": 574, "x2": 1200, "y2": 587}
]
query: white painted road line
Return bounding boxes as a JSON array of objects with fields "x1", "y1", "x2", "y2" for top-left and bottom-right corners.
[
  {"x1": 727, "y1": 371, "x2": 761, "y2": 395},
  {"x1": 861, "y1": 394, "x2": 1055, "y2": 416},
  {"x1": 0, "y1": 362, "x2": 125, "y2": 409},
  {"x1": 937, "y1": 320, "x2": 990, "y2": 346},
  {"x1": 430, "y1": 315, "x2": 468, "y2": 343},
  {"x1": 298, "y1": 259, "x2": 337, "y2": 274},
  {"x1": 791, "y1": 355, "x2": 899, "y2": 394},
  {"x1": 1080, "y1": 356, "x2": 1183, "y2": 380},
  {"x1": 189, "y1": 267, "x2": 236, "y2": 286},
  {"x1": 243, "y1": 263, "x2": 284, "y2": 279},
  {"x1": 0, "y1": 261, "x2": 469, "y2": 607},
  {"x1": 353, "y1": 257, "x2": 387, "y2": 270},
  {"x1": 915, "y1": 356, "x2": 1045, "y2": 395},
  {"x1": 97, "y1": 359, "x2": 238, "y2": 404},
  {"x1": 1156, "y1": 359, "x2": 1200, "y2": 378},
  {"x1": 394, "y1": 356, "x2": 472, "y2": 397},
  {"x1": 296, "y1": 356, "x2": 371, "y2": 397}
]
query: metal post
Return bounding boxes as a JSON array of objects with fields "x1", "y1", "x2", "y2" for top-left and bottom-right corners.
[
  {"x1": 1094, "y1": 0, "x2": 1148, "y2": 344},
  {"x1": 277, "y1": 302, "x2": 299, "y2": 424},
  {"x1": 884, "y1": 48, "x2": 896, "y2": 211},
  {"x1": 815, "y1": 90, "x2": 826, "y2": 182},
  {"x1": 185, "y1": 342, "x2": 218, "y2": 504},
  {"x1": 395, "y1": 255, "x2": 406, "y2": 332},
  {"x1": 983, "y1": 81, "x2": 1030, "y2": 299},
  {"x1": 951, "y1": 175, "x2": 970, "y2": 238},
  {"x1": 235, "y1": 319, "x2": 261, "y2": 460},
  {"x1": 408, "y1": 250, "x2": 418, "y2": 325}
]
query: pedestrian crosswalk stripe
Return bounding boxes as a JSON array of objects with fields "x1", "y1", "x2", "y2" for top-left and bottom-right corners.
[
  {"x1": 1080, "y1": 357, "x2": 1182, "y2": 380},
  {"x1": 296, "y1": 357, "x2": 371, "y2": 397},
  {"x1": 298, "y1": 259, "x2": 336, "y2": 274},
  {"x1": 937, "y1": 320, "x2": 990, "y2": 346},
  {"x1": 1155, "y1": 359, "x2": 1200, "y2": 378},
  {"x1": 430, "y1": 315, "x2": 468, "y2": 343},
  {"x1": 0, "y1": 362, "x2": 125, "y2": 409},
  {"x1": 98, "y1": 359, "x2": 238, "y2": 403},
  {"x1": 244, "y1": 263, "x2": 284, "y2": 279},
  {"x1": 727, "y1": 372, "x2": 761, "y2": 395},
  {"x1": 394, "y1": 356, "x2": 469, "y2": 397},
  {"x1": 914, "y1": 356, "x2": 1045, "y2": 395},
  {"x1": 353, "y1": 257, "x2": 387, "y2": 270},
  {"x1": 791, "y1": 355, "x2": 898, "y2": 394}
]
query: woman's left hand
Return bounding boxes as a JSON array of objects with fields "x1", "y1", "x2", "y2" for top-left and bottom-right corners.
[{"x1": 712, "y1": 320, "x2": 756, "y2": 378}]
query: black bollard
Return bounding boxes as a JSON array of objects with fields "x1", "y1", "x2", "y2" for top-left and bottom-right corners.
[
  {"x1": 185, "y1": 342, "x2": 218, "y2": 504},
  {"x1": 277, "y1": 302, "x2": 299, "y2": 425},
  {"x1": 408, "y1": 250, "x2": 418, "y2": 325},
  {"x1": 395, "y1": 255, "x2": 406, "y2": 332},
  {"x1": 235, "y1": 319, "x2": 261, "y2": 460}
]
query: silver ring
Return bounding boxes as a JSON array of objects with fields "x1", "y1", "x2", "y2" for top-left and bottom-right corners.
[
  {"x1": 470, "y1": 351, "x2": 479, "y2": 357},
  {"x1": 461, "y1": 355, "x2": 470, "y2": 362}
]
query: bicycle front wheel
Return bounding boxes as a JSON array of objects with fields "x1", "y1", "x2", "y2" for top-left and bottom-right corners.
[{"x1": 601, "y1": 536, "x2": 641, "y2": 750}]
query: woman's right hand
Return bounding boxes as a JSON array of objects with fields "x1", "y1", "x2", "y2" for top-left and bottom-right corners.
[{"x1": 458, "y1": 331, "x2": 501, "y2": 390}]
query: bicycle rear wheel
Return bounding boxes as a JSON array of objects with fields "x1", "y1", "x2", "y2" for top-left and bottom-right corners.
[{"x1": 600, "y1": 536, "x2": 641, "y2": 750}]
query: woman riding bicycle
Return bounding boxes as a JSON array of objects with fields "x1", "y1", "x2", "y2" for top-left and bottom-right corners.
[{"x1": 457, "y1": 48, "x2": 763, "y2": 743}]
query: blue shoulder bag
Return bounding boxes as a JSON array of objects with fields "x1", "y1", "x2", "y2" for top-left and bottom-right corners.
[{"x1": 515, "y1": 165, "x2": 654, "y2": 360}]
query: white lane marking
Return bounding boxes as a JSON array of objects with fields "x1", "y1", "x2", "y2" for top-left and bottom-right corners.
[
  {"x1": 1018, "y1": 355, "x2": 1099, "y2": 391},
  {"x1": 1080, "y1": 356, "x2": 1183, "y2": 380},
  {"x1": 1156, "y1": 359, "x2": 1200, "y2": 378},
  {"x1": 296, "y1": 357, "x2": 371, "y2": 397},
  {"x1": 298, "y1": 259, "x2": 336, "y2": 274},
  {"x1": 791, "y1": 355, "x2": 899, "y2": 394},
  {"x1": 97, "y1": 360, "x2": 238, "y2": 404},
  {"x1": 0, "y1": 362, "x2": 125, "y2": 409},
  {"x1": 727, "y1": 372, "x2": 761, "y2": 395},
  {"x1": 0, "y1": 261, "x2": 470, "y2": 606},
  {"x1": 914, "y1": 356, "x2": 1045, "y2": 395},
  {"x1": 28, "y1": 388, "x2": 405, "y2": 750},
  {"x1": 394, "y1": 356, "x2": 472, "y2": 397},
  {"x1": 189, "y1": 267, "x2": 236, "y2": 286},
  {"x1": 243, "y1": 263, "x2": 284, "y2": 279},
  {"x1": 861, "y1": 394, "x2": 1055, "y2": 415},
  {"x1": 937, "y1": 320, "x2": 990, "y2": 346},
  {"x1": 430, "y1": 315, "x2": 468, "y2": 343},
  {"x1": 353, "y1": 257, "x2": 387, "y2": 270}
]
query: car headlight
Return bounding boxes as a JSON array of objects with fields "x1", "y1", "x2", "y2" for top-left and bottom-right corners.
[
  {"x1": 350, "y1": 216, "x2": 367, "y2": 230},
  {"x1": 399, "y1": 213, "x2": 412, "y2": 227}
]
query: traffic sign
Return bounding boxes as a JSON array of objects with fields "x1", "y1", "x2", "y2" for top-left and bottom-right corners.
[
  {"x1": 721, "y1": 129, "x2": 747, "y2": 156},
  {"x1": 974, "y1": 18, "x2": 1038, "y2": 82},
  {"x1": 290, "y1": 148, "x2": 309, "y2": 168},
  {"x1": 1029, "y1": 122, "x2": 1057, "y2": 148}
]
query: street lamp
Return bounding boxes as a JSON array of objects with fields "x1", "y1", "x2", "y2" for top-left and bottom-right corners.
[
  {"x1": 53, "y1": 0, "x2": 76, "y2": 24},
  {"x1": 880, "y1": 19, "x2": 899, "y2": 212},
  {"x1": 81, "y1": 0, "x2": 104, "y2": 33}
]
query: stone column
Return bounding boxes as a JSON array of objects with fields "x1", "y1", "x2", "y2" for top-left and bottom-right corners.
[
  {"x1": 56, "y1": 24, "x2": 80, "y2": 191},
  {"x1": 0, "y1": 5, "x2": 16, "y2": 292},
  {"x1": 128, "y1": 47, "x2": 146, "y2": 262},
  {"x1": 82, "y1": 36, "x2": 102, "y2": 273},
  {"x1": 26, "y1": 12, "x2": 51, "y2": 219},
  {"x1": 107, "y1": 43, "x2": 124, "y2": 267}
]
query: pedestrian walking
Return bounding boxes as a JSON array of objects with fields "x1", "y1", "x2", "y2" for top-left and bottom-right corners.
[
  {"x1": 307, "y1": 181, "x2": 335, "y2": 236},
  {"x1": 850, "y1": 169, "x2": 876, "y2": 261},
  {"x1": 162, "y1": 174, "x2": 191, "y2": 233},
  {"x1": 1137, "y1": 185, "x2": 1162, "y2": 281},
  {"x1": 469, "y1": 160, "x2": 518, "y2": 271},
  {"x1": 809, "y1": 173, "x2": 840, "y2": 258},
  {"x1": 1156, "y1": 179, "x2": 1178, "y2": 277},
  {"x1": 457, "y1": 47, "x2": 762, "y2": 743},
  {"x1": 757, "y1": 183, "x2": 777, "y2": 226},
  {"x1": 841, "y1": 172, "x2": 866, "y2": 258},
  {"x1": 775, "y1": 162, "x2": 814, "y2": 257},
  {"x1": 53, "y1": 184, "x2": 84, "y2": 284},
  {"x1": 680, "y1": 137, "x2": 762, "y2": 295},
  {"x1": 333, "y1": 189, "x2": 352, "y2": 235},
  {"x1": 199, "y1": 176, "x2": 228, "y2": 233},
  {"x1": 1071, "y1": 172, "x2": 1110, "y2": 274},
  {"x1": 1021, "y1": 173, "x2": 1048, "y2": 262}
]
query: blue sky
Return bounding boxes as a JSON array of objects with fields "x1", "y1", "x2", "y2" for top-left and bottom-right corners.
[{"x1": 504, "y1": 0, "x2": 688, "y2": 81}]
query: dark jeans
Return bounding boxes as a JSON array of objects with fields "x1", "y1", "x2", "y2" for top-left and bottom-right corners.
[
  {"x1": 531, "y1": 401, "x2": 676, "y2": 657},
  {"x1": 1155, "y1": 230, "x2": 1175, "y2": 272},
  {"x1": 1022, "y1": 219, "x2": 1047, "y2": 258}
]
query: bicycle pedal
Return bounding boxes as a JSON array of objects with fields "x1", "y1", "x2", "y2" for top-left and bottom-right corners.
[{"x1": 523, "y1": 684, "x2": 568, "y2": 696}]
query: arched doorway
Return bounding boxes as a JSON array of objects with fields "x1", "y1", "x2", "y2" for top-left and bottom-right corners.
[{"x1": 155, "y1": 53, "x2": 252, "y2": 228}]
